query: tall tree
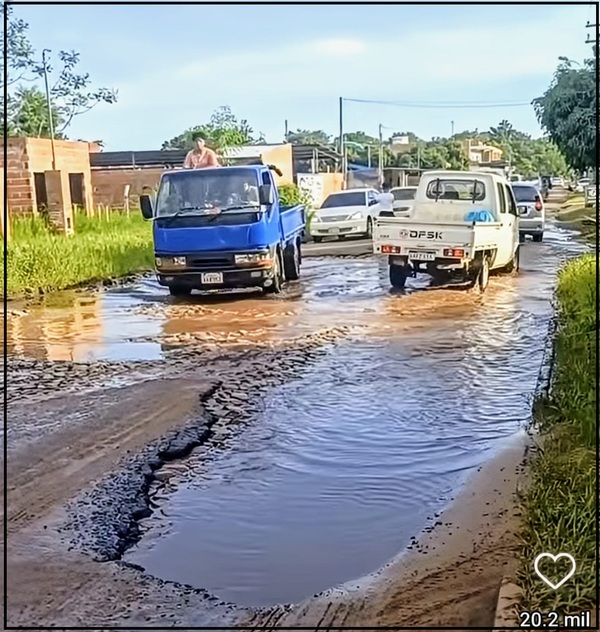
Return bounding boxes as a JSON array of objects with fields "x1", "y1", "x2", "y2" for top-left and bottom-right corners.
[
  {"x1": 533, "y1": 55, "x2": 596, "y2": 173},
  {"x1": 8, "y1": 86, "x2": 64, "y2": 137},
  {"x1": 161, "y1": 105, "x2": 262, "y2": 152},
  {"x1": 1, "y1": 6, "x2": 118, "y2": 137}
]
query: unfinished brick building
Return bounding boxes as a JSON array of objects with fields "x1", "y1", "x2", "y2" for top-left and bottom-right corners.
[{"x1": 1, "y1": 137, "x2": 98, "y2": 233}]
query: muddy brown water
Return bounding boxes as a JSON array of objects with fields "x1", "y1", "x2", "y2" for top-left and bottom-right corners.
[
  {"x1": 113, "y1": 224, "x2": 588, "y2": 607},
  {"x1": 4, "y1": 258, "x2": 400, "y2": 362}
]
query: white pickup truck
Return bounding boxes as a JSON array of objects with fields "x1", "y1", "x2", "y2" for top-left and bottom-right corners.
[{"x1": 373, "y1": 170, "x2": 520, "y2": 292}]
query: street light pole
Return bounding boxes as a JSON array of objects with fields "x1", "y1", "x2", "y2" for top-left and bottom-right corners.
[
  {"x1": 42, "y1": 49, "x2": 57, "y2": 171},
  {"x1": 338, "y1": 97, "x2": 346, "y2": 188}
]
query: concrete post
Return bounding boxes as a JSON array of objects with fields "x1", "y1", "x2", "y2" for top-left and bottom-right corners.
[
  {"x1": 0, "y1": 177, "x2": 9, "y2": 240},
  {"x1": 44, "y1": 170, "x2": 74, "y2": 235}
]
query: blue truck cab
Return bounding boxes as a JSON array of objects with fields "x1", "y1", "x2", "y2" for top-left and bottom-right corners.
[{"x1": 139, "y1": 165, "x2": 306, "y2": 296}]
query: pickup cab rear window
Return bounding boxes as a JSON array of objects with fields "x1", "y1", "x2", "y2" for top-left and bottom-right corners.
[
  {"x1": 425, "y1": 179, "x2": 486, "y2": 202},
  {"x1": 512, "y1": 186, "x2": 539, "y2": 203},
  {"x1": 321, "y1": 192, "x2": 366, "y2": 208}
]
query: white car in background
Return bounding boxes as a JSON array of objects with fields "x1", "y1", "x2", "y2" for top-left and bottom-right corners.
[
  {"x1": 385, "y1": 186, "x2": 418, "y2": 216},
  {"x1": 309, "y1": 188, "x2": 380, "y2": 242}
]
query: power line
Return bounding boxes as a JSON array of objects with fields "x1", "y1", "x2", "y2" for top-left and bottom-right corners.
[{"x1": 343, "y1": 97, "x2": 533, "y2": 109}]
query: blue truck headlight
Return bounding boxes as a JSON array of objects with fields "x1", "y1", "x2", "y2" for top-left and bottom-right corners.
[
  {"x1": 235, "y1": 252, "x2": 272, "y2": 265},
  {"x1": 156, "y1": 256, "x2": 186, "y2": 268}
]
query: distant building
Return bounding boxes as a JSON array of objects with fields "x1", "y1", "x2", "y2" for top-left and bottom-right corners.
[{"x1": 463, "y1": 139, "x2": 503, "y2": 165}]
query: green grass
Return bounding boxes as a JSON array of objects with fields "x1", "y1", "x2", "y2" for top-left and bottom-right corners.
[
  {"x1": 3, "y1": 211, "x2": 153, "y2": 299},
  {"x1": 518, "y1": 254, "x2": 597, "y2": 612}
]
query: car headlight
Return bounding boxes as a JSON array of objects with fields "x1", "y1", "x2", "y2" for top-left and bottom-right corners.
[
  {"x1": 311, "y1": 214, "x2": 322, "y2": 223},
  {"x1": 350, "y1": 211, "x2": 363, "y2": 219},
  {"x1": 235, "y1": 252, "x2": 272, "y2": 265},
  {"x1": 156, "y1": 256, "x2": 186, "y2": 268}
]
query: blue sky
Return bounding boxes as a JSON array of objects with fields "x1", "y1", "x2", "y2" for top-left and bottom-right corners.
[{"x1": 12, "y1": 2, "x2": 596, "y2": 150}]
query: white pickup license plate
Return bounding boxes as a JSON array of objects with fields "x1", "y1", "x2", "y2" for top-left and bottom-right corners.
[
  {"x1": 328, "y1": 227, "x2": 340, "y2": 234},
  {"x1": 408, "y1": 251, "x2": 435, "y2": 261},
  {"x1": 201, "y1": 272, "x2": 224, "y2": 284}
]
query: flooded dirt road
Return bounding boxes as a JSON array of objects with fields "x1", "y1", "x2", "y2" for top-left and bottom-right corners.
[
  {"x1": 122, "y1": 222, "x2": 588, "y2": 611},
  {"x1": 4, "y1": 203, "x2": 591, "y2": 627}
]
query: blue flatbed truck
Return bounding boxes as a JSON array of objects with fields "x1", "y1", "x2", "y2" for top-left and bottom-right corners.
[{"x1": 139, "y1": 165, "x2": 306, "y2": 296}]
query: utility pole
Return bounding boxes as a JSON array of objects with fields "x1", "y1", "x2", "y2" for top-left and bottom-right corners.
[
  {"x1": 42, "y1": 49, "x2": 57, "y2": 171},
  {"x1": 585, "y1": 20, "x2": 598, "y2": 46},
  {"x1": 284, "y1": 119, "x2": 289, "y2": 142},
  {"x1": 451, "y1": 120, "x2": 455, "y2": 138},
  {"x1": 378, "y1": 123, "x2": 384, "y2": 186}
]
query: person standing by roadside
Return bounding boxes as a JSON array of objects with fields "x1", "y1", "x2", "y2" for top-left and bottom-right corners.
[
  {"x1": 377, "y1": 185, "x2": 395, "y2": 215},
  {"x1": 184, "y1": 134, "x2": 220, "y2": 169}
]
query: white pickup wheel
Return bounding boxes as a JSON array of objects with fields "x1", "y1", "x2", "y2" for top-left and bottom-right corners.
[
  {"x1": 477, "y1": 256, "x2": 490, "y2": 292},
  {"x1": 389, "y1": 265, "x2": 408, "y2": 289}
]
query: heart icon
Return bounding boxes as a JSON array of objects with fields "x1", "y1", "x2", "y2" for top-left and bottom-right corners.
[{"x1": 534, "y1": 553, "x2": 576, "y2": 590}]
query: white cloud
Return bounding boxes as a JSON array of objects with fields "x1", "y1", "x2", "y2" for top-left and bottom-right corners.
[
  {"x1": 175, "y1": 37, "x2": 367, "y2": 81},
  {"x1": 113, "y1": 5, "x2": 588, "y2": 114}
]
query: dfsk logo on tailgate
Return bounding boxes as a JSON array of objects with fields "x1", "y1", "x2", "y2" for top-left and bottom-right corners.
[{"x1": 399, "y1": 229, "x2": 443, "y2": 240}]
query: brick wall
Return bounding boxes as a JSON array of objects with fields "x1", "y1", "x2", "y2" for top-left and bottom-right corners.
[
  {"x1": 0, "y1": 137, "x2": 94, "y2": 218},
  {"x1": 91, "y1": 167, "x2": 167, "y2": 207},
  {"x1": 0, "y1": 138, "x2": 35, "y2": 216}
]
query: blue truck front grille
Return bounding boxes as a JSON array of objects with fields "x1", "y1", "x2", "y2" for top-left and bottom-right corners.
[{"x1": 187, "y1": 254, "x2": 235, "y2": 270}]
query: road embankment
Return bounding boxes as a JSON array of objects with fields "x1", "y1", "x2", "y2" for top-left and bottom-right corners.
[{"x1": 517, "y1": 252, "x2": 596, "y2": 616}]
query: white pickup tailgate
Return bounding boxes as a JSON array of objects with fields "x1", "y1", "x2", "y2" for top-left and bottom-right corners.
[{"x1": 373, "y1": 218, "x2": 501, "y2": 259}]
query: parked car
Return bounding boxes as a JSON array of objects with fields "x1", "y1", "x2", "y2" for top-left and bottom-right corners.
[
  {"x1": 575, "y1": 178, "x2": 590, "y2": 193},
  {"x1": 309, "y1": 188, "x2": 380, "y2": 242},
  {"x1": 140, "y1": 165, "x2": 306, "y2": 296},
  {"x1": 373, "y1": 170, "x2": 520, "y2": 292},
  {"x1": 551, "y1": 176, "x2": 564, "y2": 187},
  {"x1": 387, "y1": 186, "x2": 418, "y2": 216},
  {"x1": 512, "y1": 183, "x2": 545, "y2": 242}
]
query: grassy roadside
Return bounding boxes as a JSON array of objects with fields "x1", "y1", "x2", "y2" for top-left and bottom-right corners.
[
  {"x1": 3, "y1": 212, "x2": 153, "y2": 300},
  {"x1": 518, "y1": 253, "x2": 596, "y2": 612},
  {"x1": 554, "y1": 193, "x2": 597, "y2": 241}
]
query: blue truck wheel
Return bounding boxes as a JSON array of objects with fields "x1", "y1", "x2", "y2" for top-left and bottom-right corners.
[
  {"x1": 263, "y1": 252, "x2": 283, "y2": 294},
  {"x1": 283, "y1": 242, "x2": 300, "y2": 281}
]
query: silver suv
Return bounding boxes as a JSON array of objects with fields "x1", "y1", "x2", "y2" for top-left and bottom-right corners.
[{"x1": 512, "y1": 183, "x2": 545, "y2": 242}]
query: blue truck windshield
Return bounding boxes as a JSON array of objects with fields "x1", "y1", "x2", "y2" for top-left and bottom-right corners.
[{"x1": 156, "y1": 170, "x2": 261, "y2": 216}]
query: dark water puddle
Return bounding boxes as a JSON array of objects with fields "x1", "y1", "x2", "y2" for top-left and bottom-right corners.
[{"x1": 125, "y1": 224, "x2": 589, "y2": 607}]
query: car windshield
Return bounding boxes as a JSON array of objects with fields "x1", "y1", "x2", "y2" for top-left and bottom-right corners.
[
  {"x1": 321, "y1": 192, "x2": 365, "y2": 208},
  {"x1": 425, "y1": 179, "x2": 486, "y2": 201},
  {"x1": 155, "y1": 170, "x2": 260, "y2": 216},
  {"x1": 391, "y1": 188, "x2": 416, "y2": 201},
  {"x1": 512, "y1": 185, "x2": 538, "y2": 203}
]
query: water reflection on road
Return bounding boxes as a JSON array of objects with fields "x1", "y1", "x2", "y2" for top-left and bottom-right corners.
[{"x1": 123, "y1": 224, "x2": 589, "y2": 606}]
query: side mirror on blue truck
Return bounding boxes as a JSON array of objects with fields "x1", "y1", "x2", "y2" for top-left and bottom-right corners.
[
  {"x1": 259, "y1": 184, "x2": 274, "y2": 206},
  {"x1": 140, "y1": 195, "x2": 154, "y2": 220}
]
